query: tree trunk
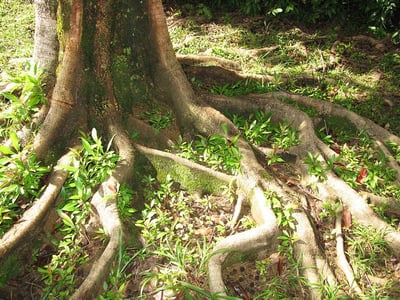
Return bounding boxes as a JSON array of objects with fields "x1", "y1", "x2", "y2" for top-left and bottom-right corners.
[{"x1": 1, "y1": 0, "x2": 400, "y2": 298}]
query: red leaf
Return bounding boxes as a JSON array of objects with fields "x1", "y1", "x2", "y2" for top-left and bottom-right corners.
[{"x1": 356, "y1": 168, "x2": 368, "y2": 183}]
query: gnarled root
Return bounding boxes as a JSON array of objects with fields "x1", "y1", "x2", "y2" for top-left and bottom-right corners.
[
  {"x1": 208, "y1": 184, "x2": 278, "y2": 295},
  {"x1": 201, "y1": 91, "x2": 400, "y2": 296},
  {"x1": 71, "y1": 176, "x2": 122, "y2": 300}
]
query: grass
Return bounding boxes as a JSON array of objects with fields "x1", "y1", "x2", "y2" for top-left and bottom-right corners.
[
  {"x1": 0, "y1": 0, "x2": 34, "y2": 78},
  {"x1": 168, "y1": 12, "x2": 400, "y2": 134},
  {"x1": 132, "y1": 174, "x2": 237, "y2": 299}
]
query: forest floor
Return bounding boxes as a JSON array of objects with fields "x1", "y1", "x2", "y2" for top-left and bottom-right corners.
[{"x1": 1, "y1": 1, "x2": 400, "y2": 299}]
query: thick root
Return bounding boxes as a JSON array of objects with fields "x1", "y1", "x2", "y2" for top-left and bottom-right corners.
[
  {"x1": 71, "y1": 177, "x2": 122, "y2": 300},
  {"x1": 208, "y1": 181, "x2": 279, "y2": 295},
  {"x1": 73, "y1": 122, "x2": 135, "y2": 299},
  {"x1": 292, "y1": 210, "x2": 338, "y2": 299}
]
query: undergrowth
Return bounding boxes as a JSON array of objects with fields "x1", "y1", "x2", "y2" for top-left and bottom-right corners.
[{"x1": 38, "y1": 129, "x2": 119, "y2": 299}]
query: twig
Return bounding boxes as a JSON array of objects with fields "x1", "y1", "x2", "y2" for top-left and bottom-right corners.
[{"x1": 335, "y1": 206, "x2": 363, "y2": 297}]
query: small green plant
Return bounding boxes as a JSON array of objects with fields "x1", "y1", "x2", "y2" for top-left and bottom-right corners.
[
  {"x1": 0, "y1": 132, "x2": 49, "y2": 237},
  {"x1": 304, "y1": 152, "x2": 328, "y2": 181},
  {"x1": 39, "y1": 128, "x2": 119, "y2": 299},
  {"x1": 141, "y1": 109, "x2": 173, "y2": 133},
  {"x1": 346, "y1": 222, "x2": 394, "y2": 298},
  {"x1": 117, "y1": 183, "x2": 136, "y2": 221},
  {"x1": 319, "y1": 201, "x2": 341, "y2": 221},
  {"x1": 231, "y1": 111, "x2": 274, "y2": 145},
  {"x1": 171, "y1": 281, "x2": 242, "y2": 299},
  {"x1": 272, "y1": 121, "x2": 299, "y2": 149},
  {"x1": 100, "y1": 239, "x2": 141, "y2": 299},
  {"x1": 211, "y1": 80, "x2": 277, "y2": 97},
  {"x1": 231, "y1": 110, "x2": 299, "y2": 151},
  {"x1": 255, "y1": 191, "x2": 305, "y2": 299},
  {"x1": 386, "y1": 141, "x2": 400, "y2": 162},
  {"x1": 0, "y1": 62, "x2": 46, "y2": 137},
  {"x1": 317, "y1": 127, "x2": 334, "y2": 145},
  {"x1": 132, "y1": 174, "x2": 242, "y2": 299},
  {"x1": 264, "y1": 191, "x2": 297, "y2": 261},
  {"x1": 315, "y1": 280, "x2": 344, "y2": 300},
  {"x1": 174, "y1": 125, "x2": 242, "y2": 175},
  {"x1": 324, "y1": 131, "x2": 400, "y2": 197}
]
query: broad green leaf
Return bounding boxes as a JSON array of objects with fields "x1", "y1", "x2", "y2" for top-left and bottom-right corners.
[
  {"x1": 62, "y1": 201, "x2": 78, "y2": 212},
  {"x1": 1, "y1": 92, "x2": 20, "y2": 103},
  {"x1": 27, "y1": 74, "x2": 40, "y2": 86},
  {"x1": 81, "y1": 137, "x2": 94, "y2": 155},
  {"x1": 230, "y1": 134, "x2": 240, "y2": 145},
  {"x1": 9, "y1": 131, "x2": 20, "y2": 152},
  {"x1": 0, "y1": 145, "x2": 15, "y2": 155},
  {"x1": 57, "y1": 209, "x2": 75, "y2": 229},
  {"x1": 56, "y1": 164, "x2": 78, "y2": 173}
]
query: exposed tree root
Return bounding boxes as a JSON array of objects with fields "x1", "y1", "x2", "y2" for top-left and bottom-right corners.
[
  {"x1": 32, "y1": 0, "x2": 83, "y2": 160},
  {"x1": 360, "y1": 192, "x2": 400, "y2": 219},
  {"x1": 136, "y1": 144, "x2": 234, "y2": 193},
  {"x1": 179, "y1": 54, "x2": 319, "y2": 87},
  {"x1": 5, "y1": 0, "x2": 398, "y2": 297},
  {"x1": 177, "y1": 54, "x2": 242, "y2": 71},
  {"x1": 174, "y1": 99, "x2": 342, "y2": 296},
  {"x1": 292, "y1": 209, "x2": 338, "y2": 299},
  {"x1": 200, "y1": 90, "x2": 400, "y2": 295},
  {"x1": 0, "y1": 151, "x2": 73, "y2": 259},
  {"x1": 208, "y1": 221, "x2": 278, "y2": 295},
  {"x1": 73, "y1": 121, "x2": 135, "y2": 299},
  {"x1": 71, "y1": 176, "x2": 122, "y2": 300}
]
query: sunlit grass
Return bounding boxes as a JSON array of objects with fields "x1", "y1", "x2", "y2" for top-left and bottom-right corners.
[{"x1": 0, "y1": 0, "x2": 34, "y2": 77}]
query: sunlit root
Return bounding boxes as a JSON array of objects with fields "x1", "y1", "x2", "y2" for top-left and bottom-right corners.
[
  {"x1": 208, "y1": 185, "x2": 278, "y2": 295},
  {"x1": 204, "y1": 92, "x2": 400, "y2": 255},
  {"x1": 360, "y1": 191, "x2": 400, "y2": 219},
  {"x1": 136, "y1": 144, "x2": 235, "y2": 193},
  {"x1": 292, "y1": 209, "x2": 339, "y2": 299},
  {"x1": 31, "y1": 0, "x2": 83, "y2": 160},
  {"x1": 71, "y1": 177, "x2": 122, "y2": 300}
]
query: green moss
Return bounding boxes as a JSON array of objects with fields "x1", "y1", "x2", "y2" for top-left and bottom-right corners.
[
  {"x1": 145, "y1": 153, "x2": 232, "y2": 194},
  {"x1": 111, "y1": 55, "x2": 133, "y2": 112},
  {"x1": 111, "y1": 53, "x2": 151, "y2": 111},
  {"x1": 58, "y1": 1, "x2": 72, "y2": 33}
]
